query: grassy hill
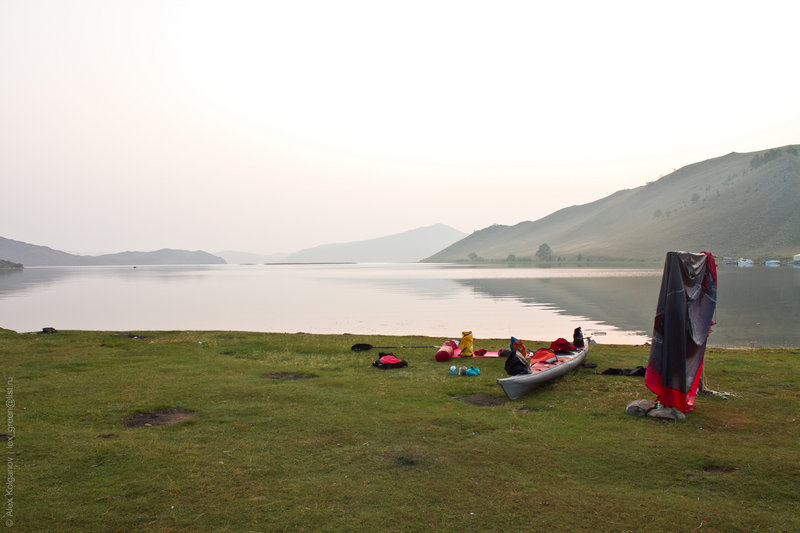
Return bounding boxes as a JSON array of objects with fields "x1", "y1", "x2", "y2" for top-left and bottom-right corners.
[{"x1": 426, "y1": 145, "x2": 800, "y2": 262}]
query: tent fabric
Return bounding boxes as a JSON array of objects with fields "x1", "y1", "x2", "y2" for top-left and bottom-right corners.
[{"x1": 645, "y1": 251, "x2": 717, "y2": 412}]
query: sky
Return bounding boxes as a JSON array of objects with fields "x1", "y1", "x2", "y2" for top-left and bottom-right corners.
[{"x1": 1, "y1": 1, "x2": 798, "y2": 256}]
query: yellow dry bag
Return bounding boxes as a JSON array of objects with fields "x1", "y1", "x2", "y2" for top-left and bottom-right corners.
[{"x1": 460, "y1": 331, "x2": 474, "y2": 358}]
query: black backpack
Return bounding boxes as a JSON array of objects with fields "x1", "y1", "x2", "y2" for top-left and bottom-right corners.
[
  {"x1": 504, "y1": 351, "x2": 531, "y2": 376},
  {"x1": 573, "y1": 327, "x2": 585, "y2": 348}
]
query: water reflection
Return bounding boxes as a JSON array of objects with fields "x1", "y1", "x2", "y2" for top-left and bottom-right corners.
[
  {"x1": 453, "y1": 266, "x2": 799, "y2": 347},
  {"x1": 456, "y1": 275, "x2": 661, "y2": 336},
  {"x1": 0, "y1": 264, "x2": 797, "y2": 347},
  {"x1": 712, "y1": 266, "x2": 799, "y2": 347}
]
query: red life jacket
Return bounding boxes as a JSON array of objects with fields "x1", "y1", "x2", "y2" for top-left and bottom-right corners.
[{"x1": 550, "y1": 338, "x2": 575, "y2": 353}]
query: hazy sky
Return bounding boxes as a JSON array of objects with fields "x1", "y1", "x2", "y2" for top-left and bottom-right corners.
[{"x1": 2, "y1": 1, "x2": 798, "y2": 255}]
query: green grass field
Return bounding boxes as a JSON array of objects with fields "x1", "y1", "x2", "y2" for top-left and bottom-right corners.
[{"x1": 2, "y1": 328, "x2": 798, "y2": 532}]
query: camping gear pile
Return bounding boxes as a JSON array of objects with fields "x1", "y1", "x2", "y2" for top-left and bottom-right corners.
[
  {"x1": 495, "y1": 330, "x2": 590, "y2": 400},
  {"x1": 428, "y1": 328, "x2": 590, "y2": 399},
  {"x1": 433, "y1": 329, "x2": 584, "y2": 366},
  {"x1": 359, "y1": 250, "x2": 720, "y2": 410}
]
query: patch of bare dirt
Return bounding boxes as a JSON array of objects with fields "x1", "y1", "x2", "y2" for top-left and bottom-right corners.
[
  {"x1": 123, "y1": 409, "x2": 196, "y2": 428},
  {"x1": 378, "y1": 451, "x2": 432, "y2": 467},
  {"x1": 262, "y1": 373, "x2": 317, "y2": 380},
  {"x1": 702, "y1": 464, "x2": 738, "y2": 475},
  {"x1": 460, "y1": 394, "x2": 505, "y2": 406}
]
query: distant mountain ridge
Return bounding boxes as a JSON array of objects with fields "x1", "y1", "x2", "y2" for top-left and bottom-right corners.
[
  {"x1": 214, "y1": 250, "x2": 289, "y2": 264},
  {"x1": 0, "y1": 223, "x2": 466, "y2": 266},
  {"x1": 426, "y1": 145, "x2": 800, "y2": 262},
  {"x1": 283, "y1": 224, "x2": 467, "y2": 263},
  {"x1": 0, "y1": 237, "x2": 226, "y2": 266}
]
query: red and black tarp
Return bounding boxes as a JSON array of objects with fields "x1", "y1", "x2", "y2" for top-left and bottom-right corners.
[{"x1": 645, "y1": 251, "x2": 717, "y2": 412}]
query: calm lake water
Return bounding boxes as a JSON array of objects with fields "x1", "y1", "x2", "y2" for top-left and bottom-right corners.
[{"x1": 0, "y1": 263, "x2": 797, "y2": 347}]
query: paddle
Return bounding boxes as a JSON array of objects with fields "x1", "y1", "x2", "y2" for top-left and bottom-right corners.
[{"x1": 350, "y1": 343, "x2": 438, "y2": 352}]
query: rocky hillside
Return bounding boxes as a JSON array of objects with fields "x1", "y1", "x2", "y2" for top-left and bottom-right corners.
[{"x1": 426, "y1": 145, "x2": 800, "y2": 262}]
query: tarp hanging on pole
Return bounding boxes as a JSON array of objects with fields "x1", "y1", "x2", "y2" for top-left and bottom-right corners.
[{"x1": 645, "y1": 251, "x2": 717, "y2": 412}]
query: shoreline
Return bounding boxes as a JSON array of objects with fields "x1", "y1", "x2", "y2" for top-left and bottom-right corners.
[{"x1": 3, "y1": 327, "x2": 798, "y2": 350}]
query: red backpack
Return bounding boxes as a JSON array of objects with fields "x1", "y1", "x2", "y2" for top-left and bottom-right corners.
[{"x1": 372, "y1": 353, "x2": 408, "y2": 369}]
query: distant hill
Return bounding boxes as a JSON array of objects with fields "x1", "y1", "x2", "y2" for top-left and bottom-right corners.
[
  {"x1": 214, "y1": 250, "x2": 289, "y2": 264},
  {"x1": 284, "y1": 224, "x2": 467, "y2": 263},
  {"x1": 425, "y1": 145, "x2": 800, "y2": 262},
  {"x1": 0, "y1": 259, "x2": 23, "y2": 269},
  {"x1": 0, "y1": 237, "x2": 226, "y2": 266},
  {"x1": 90, "y1": 249, "x2": 226, "y2": 266}
]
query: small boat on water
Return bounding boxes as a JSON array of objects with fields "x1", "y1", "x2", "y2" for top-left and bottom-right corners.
[
  {"x1": 764, "y1": 260, "x2": 780, "y2": 267},
  {"x1": 738, "y1": 258, "x2": 754, "y2": 267},
  {"x1": 497, "y1": 343, "x2": 589, "y2": 400}
]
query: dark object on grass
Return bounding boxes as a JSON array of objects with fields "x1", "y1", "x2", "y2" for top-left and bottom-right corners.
[
  {"x1": 582, "y1": 362, "x2": 597, "y2": 369},
  {"x1": 41, "y1": 327, "x2": 57, "y2": 334},
  {"x1": 110, "y1": 332, "x2": 146, "y2": 339},
  {"x1": 262, "y1": 373, "x2": 316, "y2": 380},
  {"x1": 123, "y1": 409, "x2": 196, "y2": 428},
  {"x1": 602, "y1": 366, "x2": 646, "y2": 376},
  {"x1": 351, "y1": 343, "x2": 437, "y2": 352}
]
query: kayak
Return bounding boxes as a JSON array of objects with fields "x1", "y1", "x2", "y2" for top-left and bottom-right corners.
[{"x1": 496, "y1": 343, "x2": 589, "y2": 400}]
